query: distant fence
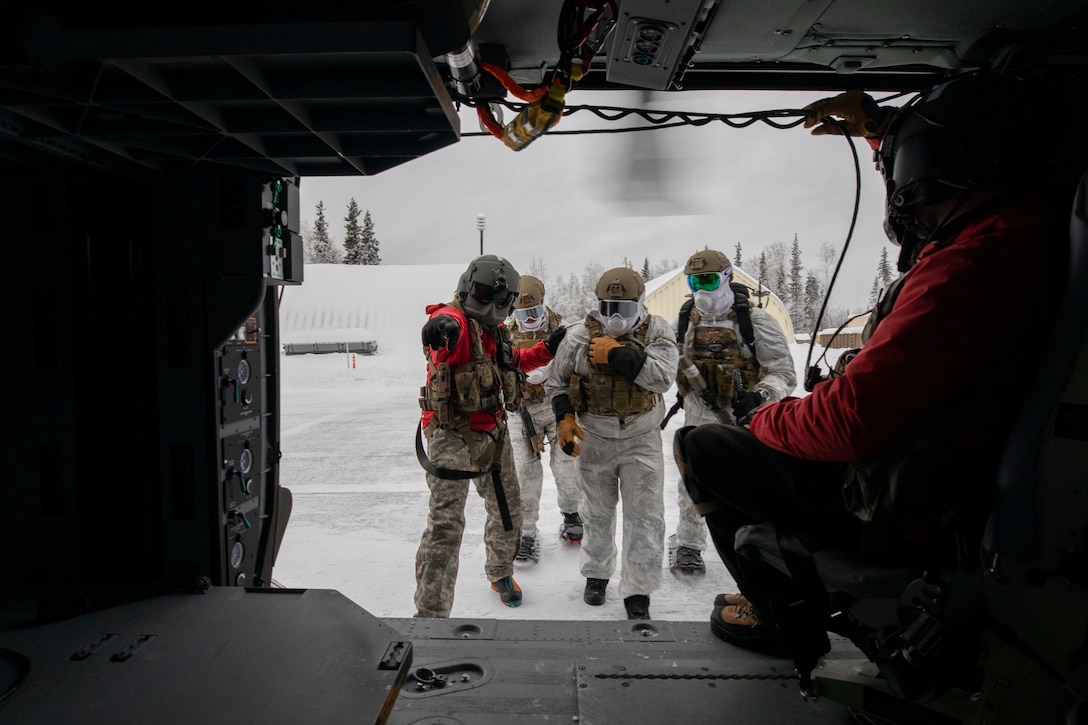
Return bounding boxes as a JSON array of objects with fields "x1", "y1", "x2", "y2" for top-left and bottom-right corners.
[{"x1": 283, "y1": 341, "x2": 378, "y2": 356}]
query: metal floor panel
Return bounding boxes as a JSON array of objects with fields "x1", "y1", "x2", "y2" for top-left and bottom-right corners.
[{"x1": 385, "y1": 617, "x2": 862, "y2": 724}]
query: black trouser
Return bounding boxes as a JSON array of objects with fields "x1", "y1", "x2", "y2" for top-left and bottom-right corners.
[{"x1": 672, "y1": 423, "x2": 861, "y2": 602}]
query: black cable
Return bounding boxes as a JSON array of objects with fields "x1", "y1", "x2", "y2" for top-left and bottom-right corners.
[{"x1": 802, "y1": 118, "x2": 863, "y2": 391}]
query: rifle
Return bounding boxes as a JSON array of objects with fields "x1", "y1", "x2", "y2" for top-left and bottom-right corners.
[
  {"x1": 518, "y1": 405, "x2": 545, "y2": 458},
  {"x1": 732, "y1": 368, "x2": 747, "y2": 405},
  {"x1": 660, "y1": 396, "x2": 683, "y2": 430},
  {"x1": 677, "y1": 355, "x2": 731, "y2": 425}
]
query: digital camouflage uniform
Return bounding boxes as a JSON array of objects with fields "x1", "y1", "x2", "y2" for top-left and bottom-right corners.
[
  {"x1": 415, "y1": 426, "x2": 522, "y2": 617},
  {"x1": 546, "y1": 313, "x2": 679, "y2": 600},
  {"x1": 508, "y1": 307, "x2": 584, "y2": 540},
  {"x1": 415, "y1": 294, "x2": 553, "y2": 618}
]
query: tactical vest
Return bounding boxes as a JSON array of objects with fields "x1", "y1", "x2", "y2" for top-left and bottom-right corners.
[
  {"x1": 569, "y1": 316, "x2": 657, "y2": 428},
  {"x1": 509, "y1": 307, "x2": 562, "y2": 404},
  {"x1": 419, "y1": 300, "x2": 509, "y2": 429},
  {"x1": 676, "y1": 307, "x2": 762, "y2": 405}
]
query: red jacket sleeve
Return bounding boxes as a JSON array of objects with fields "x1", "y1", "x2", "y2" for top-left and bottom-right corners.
[
  {"x1": 750, "y1": 200, "x2": 1055, "y2": 461},
  {"x1": 513, "y1": 336, "x2": 554, "y2": 372}
]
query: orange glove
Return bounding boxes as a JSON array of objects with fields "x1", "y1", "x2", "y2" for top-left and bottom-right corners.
[
  {"x1": 589, "y1": 336, "x2": 621, "y2": 365},
  {"x1": 802, "y1": 90, "x2": 895, "y2": 140},
  {"x1": 557, "y1": 414, "x2": 585, "y2": 457}
]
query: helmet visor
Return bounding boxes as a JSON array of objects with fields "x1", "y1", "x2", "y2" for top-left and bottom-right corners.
[
  {"x1": 687, "y1": 272, "x2": 723, "y2": 292},
  {"x1": 599, "y1": 299, "x2": 639, "y2": 319},
  {"x1": 513, "y1": 303, "x2": 545, "y2": 323},
  {"x1": 470, "y1": 281, "x2": 516, "y2": 308}
]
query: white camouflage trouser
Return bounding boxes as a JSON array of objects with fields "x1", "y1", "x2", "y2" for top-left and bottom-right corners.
[
  {"x1": 414, "y1": 426, "x2": 524, "y2": 618},
  {"x1": 673, "y1": 406, "x2": 722, "y2": 552},
  {"x1": 508, "y1": 397, "x2": 584, "y2": 539},
  {"x1": 578, "y1": 427, "x2": 665, "y2": 599}
]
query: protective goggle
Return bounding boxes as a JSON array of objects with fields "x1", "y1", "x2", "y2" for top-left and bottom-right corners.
[
  {"x1": 599, "y1": 299, "x2": 638, "y2": 318},
  {"x1": 470, "y1": 281, "x2": 516, "y2": 308},
  {"x1": 687, "y1": 272, "x2": 723, "y2": 292},
  {"x1": 513, "y1": 303, "x2": 545, "y2": 322}
]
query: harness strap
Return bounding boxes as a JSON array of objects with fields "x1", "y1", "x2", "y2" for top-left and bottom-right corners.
[{"x1": 729, "y1": 282, "x2": 757, "y2": 357}]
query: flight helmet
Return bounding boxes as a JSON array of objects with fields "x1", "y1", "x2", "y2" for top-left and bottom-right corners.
[
  {"x1": 456, "y1": 254, "x2": 520, "y2": 327},
  {"x1": 594, "y1": 267, "x2": 645, "y2": 337},
  {"x1": 877, "y1": 71, "x2": 1049, "y2": 246}
]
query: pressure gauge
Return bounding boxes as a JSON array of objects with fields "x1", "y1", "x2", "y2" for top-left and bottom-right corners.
[
  {"x1": 238, "y1": 447, "x2": 253, "y2": 474},
  {"x1": 230, "y1": 540, "x2": 245, "y2": 569},
  {"x1": 236, "y1": 358, "x2": 251, "y2": 385}
]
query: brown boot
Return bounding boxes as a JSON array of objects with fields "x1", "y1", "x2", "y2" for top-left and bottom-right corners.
[{"x1": 710, "y1": 599, "x2": 787, "y2": 652}]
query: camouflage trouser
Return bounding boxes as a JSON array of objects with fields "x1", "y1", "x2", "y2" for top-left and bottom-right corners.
[
  {"x1": 414, "y1": 426, "x2": 523, "y2": 618},
  {"x1": 508, "y1": 397, "x2": 584, "y2": 538},
  {"x1": 578, "y1": 427, "x2": 665, "y2": 600},
  {"x1": 673, "y1": 407, "x2": 721, "y2": 552}
]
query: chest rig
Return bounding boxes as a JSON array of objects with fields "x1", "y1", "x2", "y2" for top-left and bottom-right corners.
[
  {"x1": 569, "y1": 316, "x2": 656, "y2": 428},
  {"x1": 677, "y1": 307, "x2": 762, "y2": 405},
  {"x1": 419, "y1": 300, "x2": 509, "y2": 428}
]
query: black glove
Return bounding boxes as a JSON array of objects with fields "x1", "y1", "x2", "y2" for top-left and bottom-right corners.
[
  {"x1": 422, "y1": 314, "x2": 460, "y2": 351},
  {"x1": 676, "y1": 298, "x2": 694, "y2": 345},
  {"x1": 544, "y1": 325, "x2": 567, "y2": 355},
  {"x1": 607, "y1": 346, "x2": 646, "y2": 383},
  {"x1": 731, "y1": 389, "x2": 766, "y2": 424}
]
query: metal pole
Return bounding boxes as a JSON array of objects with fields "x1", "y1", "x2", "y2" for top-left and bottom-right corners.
[{"x1": 476, "y1": 213, "x2": 486, "y2": 255}]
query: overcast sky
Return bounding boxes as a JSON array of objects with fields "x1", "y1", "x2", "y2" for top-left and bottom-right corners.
[{"x1": 299, "y1": 90, "x2": 901, "y2": 311}]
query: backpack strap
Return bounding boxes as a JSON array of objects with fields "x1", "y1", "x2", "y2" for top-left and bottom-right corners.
[{"x1": 730, "y1": 282, "x2": 757, "y2": 357}]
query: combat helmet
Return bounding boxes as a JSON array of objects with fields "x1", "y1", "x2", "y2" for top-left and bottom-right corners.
[
  {"x1": 512, "y1": 275, "x2": 547, "y2": 332},
  {"x1": 684, "y1": 249, "x2": 735, "y2": 317},
  {"x1": 595, "y1": 267, "x2": 645, "y2": 337},
  {"x1": 456, "y1": 254, "x2": 520, "y2": 327}
]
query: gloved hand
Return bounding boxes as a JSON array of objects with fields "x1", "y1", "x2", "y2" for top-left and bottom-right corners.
[
  {"x1": 589, "y1": 336, "x2": 621, "y2": 364},
  {"x1": 557, "y1": 413, "x2": 585, "y2": 457},
  {"x1": 422, "y1": 314, "x2": 460, "y2": 351},
  {"x1": 731, "y1": 389, "x2": 767, "y2": 425},
  {"x1": 608, "y1": 346, "x2": 647, "y2": 383},
  {"x1": 802, "y1": 90, "x2": 895, "y2": 140},
  {"x1": 544, "y1": 325, "x2": 567, "y2": 355}
]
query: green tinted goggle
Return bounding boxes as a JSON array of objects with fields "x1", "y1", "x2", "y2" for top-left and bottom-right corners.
[{"x1": 687, "y1": 272, "x2": 723, "y2": 292}]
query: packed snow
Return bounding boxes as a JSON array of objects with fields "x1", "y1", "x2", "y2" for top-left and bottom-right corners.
[{"x1": 273, "y1": 264, "x2": 843, "y2": 622}]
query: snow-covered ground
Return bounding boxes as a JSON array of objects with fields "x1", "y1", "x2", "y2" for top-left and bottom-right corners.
[{"x1": 272, "y1": 264, "x2": 841, "y2": 622}]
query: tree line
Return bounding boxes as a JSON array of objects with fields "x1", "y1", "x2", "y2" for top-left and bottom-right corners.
[
  {"x1": 301, "y1": 199, "x2": 381, "y2": 265},
  {"x1": 299, "y1": 203, "x2": 891, "y2": 336}
]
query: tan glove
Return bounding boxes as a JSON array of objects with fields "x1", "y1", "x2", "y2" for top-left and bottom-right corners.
[
  {"x1": 557, "y1": 413, "x2": 585, "y2": 457},
  {"x1": 802, "y1": 90, "x2": 895, "y2": 139},
  {"x1": 589, "y1": 336, "x2": 621, "y2": 365}
]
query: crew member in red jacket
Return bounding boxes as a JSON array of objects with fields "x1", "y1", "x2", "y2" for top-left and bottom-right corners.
[
  {"x1": 414, "y1": 254, "x2": 565, "y2": 617},
  {"x1": 673, "y1": 71, "x2": 1070, "y2": 649}
]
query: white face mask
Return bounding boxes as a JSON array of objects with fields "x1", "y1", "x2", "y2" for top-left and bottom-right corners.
[
  {"x1": 513, "y1": 303, "x2": 547, "y2": 332},
  {"x1": 694, "y1": 283, "x2": 735, "y2": 317},
  {"x1": 597, "y1": 297, "x2": 643, "y2": 337}
]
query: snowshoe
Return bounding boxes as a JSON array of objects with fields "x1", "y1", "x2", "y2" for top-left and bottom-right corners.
[
  {"x1": 515, "y1": 535, "x2": 539, "y2": 563},
  {"x1": 560, "y1": 511, "x2": 583, "y2": 543},
  {"x1": 668, "y1": 533, "x2": 706, "y2": 576}
]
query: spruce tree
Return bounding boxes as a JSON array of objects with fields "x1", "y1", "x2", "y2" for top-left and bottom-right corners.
[
  {"x1": 641, "y1": 257, "x2": 652, "y2": 281},
  {"x1": 360, "y1": 210, "x2": 381, "y2": 265},
  {"x1": 310, "y1": 201, "x2": 341, "y2": 264},
  {"x1": 788, "y1": 234, "x2": 804, "y2": 306},
  {"x1": 342, "y1": 198, "x2": 363, "y2": 264},
  {"x1": 803, "y1": 273, "x2": 823, "y2": 334},
  {"x1": 733, "y1": 241, "x2": 743, "y2": 269}
]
